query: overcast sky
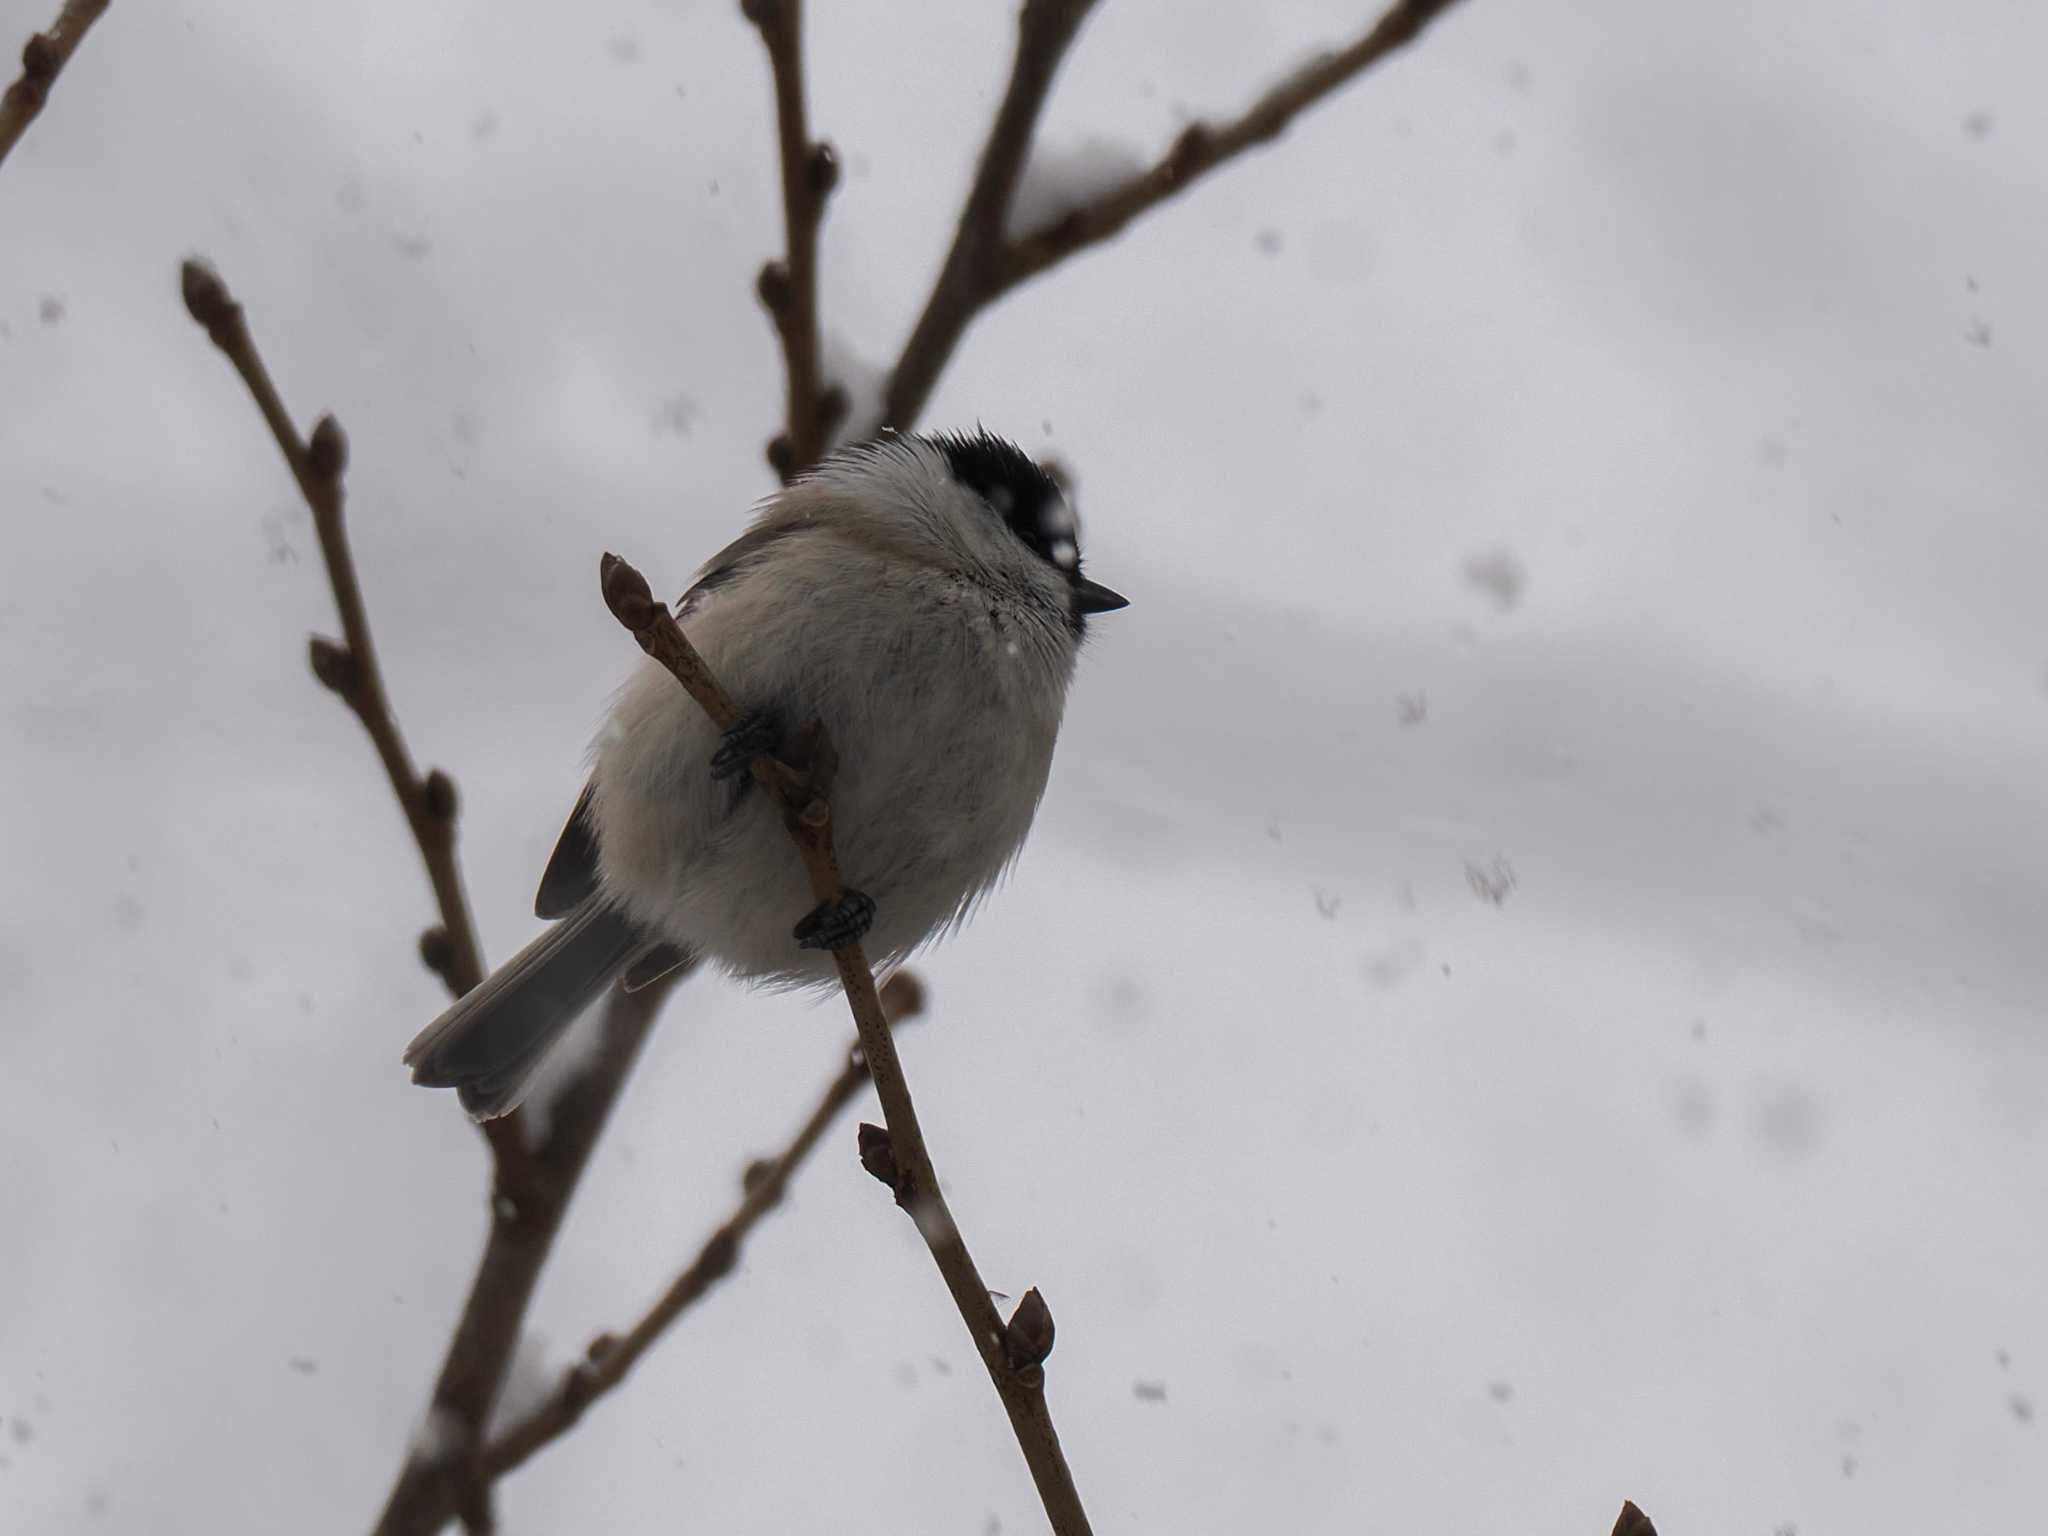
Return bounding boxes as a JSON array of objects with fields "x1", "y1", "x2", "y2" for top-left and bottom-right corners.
[{"x1": 4, "y1": 1, "x2": 2046, "y2": 1532}]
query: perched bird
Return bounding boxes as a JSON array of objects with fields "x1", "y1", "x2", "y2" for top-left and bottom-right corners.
[{"x1": 403, "y1": 430, "x2": 1127, "y2": 1117}]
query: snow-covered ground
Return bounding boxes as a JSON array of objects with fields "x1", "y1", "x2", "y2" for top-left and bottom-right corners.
[{"x1": 4, "y1": 1, "x2": 2044, "y2": 1531}]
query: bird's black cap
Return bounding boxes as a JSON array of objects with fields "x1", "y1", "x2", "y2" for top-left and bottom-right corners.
[{"x1": 930, "y1": 428, "x2": 1127, "y2": 619}]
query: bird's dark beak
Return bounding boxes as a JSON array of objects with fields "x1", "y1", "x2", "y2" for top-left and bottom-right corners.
[{"x1": 1072, "y1": 576, "x2": 1129, "y2": 615}]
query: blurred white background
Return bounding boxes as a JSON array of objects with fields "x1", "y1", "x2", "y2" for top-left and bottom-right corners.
[{"x1": 4, "y1": 0, "x2": 2045, "y2": 1531}]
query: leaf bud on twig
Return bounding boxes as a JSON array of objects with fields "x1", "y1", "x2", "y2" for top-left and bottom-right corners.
[
  {"x1": 308, "y1": 635, "x2": 360, "y2": 696},
  {"x1": 1003, "y1": 1287, "x2": 1056, "y2": 1373},
  {"x1": 306, "y1": 414, "x2": 349, "y2": 481}
]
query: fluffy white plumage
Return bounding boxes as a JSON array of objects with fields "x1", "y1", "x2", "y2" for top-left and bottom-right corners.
[
  {"x1": 403, "y1": 431, "x2": 1122, "y2": 1117},
  {"x1": 593, "y1": 435, "x2": 1079, "y2": 982}
]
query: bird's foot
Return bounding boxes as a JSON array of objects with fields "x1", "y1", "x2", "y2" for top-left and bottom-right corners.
[
  {"x1": 794, "y1": 889, "x2": 876, "y2": 951},
  {"x1": 710, "y1": 708, "x2": 782, "y2": 780}
]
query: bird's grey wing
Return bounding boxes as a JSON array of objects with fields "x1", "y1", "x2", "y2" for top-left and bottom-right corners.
[{"x1": 535, "y1": 780, "x2": 601, "y2": 919}]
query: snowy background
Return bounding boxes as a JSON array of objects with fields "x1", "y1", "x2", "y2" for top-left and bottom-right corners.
[{"x1": 4, "y1": 0, "x2": 2046, "y2": 1531}]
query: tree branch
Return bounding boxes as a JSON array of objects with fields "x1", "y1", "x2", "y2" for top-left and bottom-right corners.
[
  {"x1": 0, "y1": 0, "x2": 108, "y2": 170},
  {"x1": 1001, "y1": 0, "x2": 1467, "y2": 288},
  {"x1": 178, "y1": 259, "x2": 531, "y2": 1165},
  {"x1": 882, "y1": 0, "x2": 1100, "y2": 431},
  {"x1": 883, "y1": 0, "x2": 1467, "y2": 430},
  {"x1": 373, "y1": 974, "x2": 679, "y2": 1536},
  {"x1": 180, "y1": 260, "x2": 489, "y2": 1005},
  {"x1": 743, "y1": 0, "x2": 843, "y2": 479},
  {"x1": 176, "y1": 257, "x2": 647, "y2": 1534},
  {"x1": 483, "y1": 971, "x2": 927, "y2": 1477},
  {"x1": 600, "y1": 554, "x2": 1094, "y2": 1536}
]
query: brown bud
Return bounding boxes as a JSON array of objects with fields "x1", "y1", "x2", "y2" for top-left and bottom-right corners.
[
  {"x1": 699, "y1": 1229, "x2": 738, "y2": 1281},
  {"x1": 741, "y1": 1157, "x2": 776, "y2": 1195},
  {"x1": 1612, "y1": 1502, "x2": 1658, "y2": 1536},
  {"x1": 21, "y1": 33, "x2": 58, "y2": 80},
  {"x1": 765, "y1": 434, "x2": 796, "y2": 481},
  {"x1": 179, "y1": 259, "x2": 236, "y2": 333},
  {"x1": 1003, "y1": 1287, "x2": 1056, "y2": 1372},
  {"x1": 738, "y1": 0, "x2": 776, "y2": 26},
  {"x1": 308, "y1": 635, "x2": 360, "y2": 696},
  {"x1": 878, "y1": 970, "x2": 927, "y2": 1023},
  {"x1": 857, "y1": 1122, "x2": 898, "y2": 1189},
  {"x1": 783, "y1": 717, "x2": 821, "y2": 774},
  {"x1": 306, "y1": 415, "x2": 349, "y2": 481},
  {"x1": 755, "y1": 260, "x2": 792, "y2": 316},
  {"x1": 418, "y1": 925, "x2": 453, "y2": 977},
  {"x1": 806, "y1": 142, "x2": 840, "y2": 199},
  {"x1": 782, "y1": 718, "x2": 839, "y2": 797},
  {"x1": 599, "y1": 552, "x2": 658, "y2": 630},
  {"x1": 422, "y1": 769, "x2": 459, "y2": 821},
  {"x1": 563, "y1": 1353, "x2": 603, "y2": 1411},
  {"x1": 1166, "y1": 124, "x2": 1210, "y2": 185}
]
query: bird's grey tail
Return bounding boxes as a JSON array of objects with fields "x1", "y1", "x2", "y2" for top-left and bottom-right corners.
[{"x1": 403, "y1": 902, "x2": 646, "y2": 1121}]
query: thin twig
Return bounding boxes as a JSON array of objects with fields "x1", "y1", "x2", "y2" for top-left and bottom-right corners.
[
  {"x1": 1002, "y1": 0, "x2": 1468, "y2": 287},
  {"x1": 882, "y1": 0, "x2": 1100, "y2": 431},
  {"x1": 0, "y1": 0, "x2": 108, "y2": 170},
  {"x1": 179, "y1": 260, "x2": 490, "y2": 1005},
  {"x1": 373, "y1": 973, "x2": 680, "y2": 1536},
  {"x1": 743, "y1": 0, "x2": 843, "y2": 479},
  {"x1": 483, "y1": 971, "x2": 928, "y2": 1477},
  {"x1": 601, "y1": 554, "x2": 1094, "y2": 1536},
  {"x1": 883, "y1": 0, "x2": 1467, "y2": 430},
  {"x1": 177, "y1": 257, "x2": 588, "y2": 1534},
  {"x1": 179, "y1": 259, "x2": 527, "y2": 1164}
]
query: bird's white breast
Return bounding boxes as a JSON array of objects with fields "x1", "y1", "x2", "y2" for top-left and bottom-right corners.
[{"x1": 588, "y1": 522, "x2": 1073, "y2": 984}]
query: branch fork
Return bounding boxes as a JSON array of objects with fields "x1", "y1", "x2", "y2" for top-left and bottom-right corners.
[{"x1": 482, "y1": 972, "x2": 926, "y2": 1478}]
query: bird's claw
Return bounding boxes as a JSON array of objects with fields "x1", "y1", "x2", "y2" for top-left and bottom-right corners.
[
  {"x1": 794, "y1": 889, "x2": 876, "y2": 951},
  {"x1": 711, "y1": 708, "x2": 781, "y2": 780}
]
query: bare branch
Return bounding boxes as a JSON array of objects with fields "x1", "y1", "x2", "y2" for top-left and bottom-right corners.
[
  {"x1": 743, "y1": 0, "x2": 843, "y2": 478},
  {"x1": 602, "y1": 554, "x2": 1094, "y2": 1536},
  {"x1": 1001, "y1": 0, "x2": 1468, "y2": 287},
  {"x1": 373, "y1": 973, "x2": 680, "y2": 1536},
  {"x1": 180, "y1": 259, "x2": 489, "y2": 1005},
  {"x1": 884, "y1": 0, "x2": 1467, "y2": 431},
  {"x1": 179, "y1": 257, "x2": 539, "y2": 1181},
  {"x1": 882, "y1": 0, "x2": 1101, "y2": 431},
  {"x1": 0, "y1": 0, "x2": 108, "y2": 170},
  {"x1": 483, "y1": 971, "x2": 928, "y2": 1477},
  {"x1": 177, "y1": 257, "x2": 642, "y2": 1535}
]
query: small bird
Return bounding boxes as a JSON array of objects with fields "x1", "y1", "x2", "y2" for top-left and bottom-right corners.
[{"x1": 403, "y1": 430, "x2": 1127, "y2": 1117}]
